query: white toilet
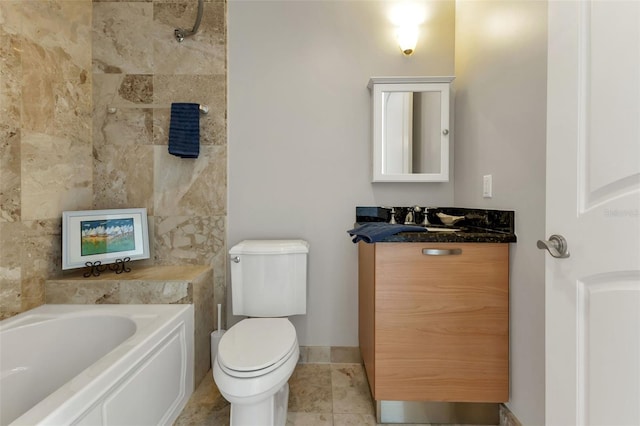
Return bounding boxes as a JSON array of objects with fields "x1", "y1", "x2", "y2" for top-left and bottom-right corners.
[{"x1": 213, "y1": 239, "x2": 309, "y2": 426}]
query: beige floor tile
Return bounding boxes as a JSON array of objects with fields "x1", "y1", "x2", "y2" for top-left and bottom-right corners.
[
  {"x1": 331, "y1": 364, "x2": 370, "y2": 389},
  {"x1": 173, "y1": 373, "x2": 229, "y2": 425},
  {"x1": 188, "y1": 373, "x2": 230, "y2": 410},
  {"x1": 288, "y1": 364, "x2": 334, "y2": 413},
  {"x1": 288, "y1": 383, "x2": 333, "y2": 413},
  {"x1": 332, "y1": 385, "x2": 375, "y2": 416},
  {"x1": 333, "y1": 413, "x2": 377, "y2": 426},
  {"x1": 173, "y1": 403, "x2": 230, "y2": 426},
  {"x1": 291, "y1": 363, "x2": 333, "y2": 387},
  {"x1": 331, "y1": 364, "x2": 375, "y2": 415},
  {"x1": 286, "y1": 412, "x2": 334, "y2": 426}
]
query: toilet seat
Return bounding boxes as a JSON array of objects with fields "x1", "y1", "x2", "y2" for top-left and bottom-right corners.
[{"x1": 217, "y1": 318, "x2": 297, "y2": 379}]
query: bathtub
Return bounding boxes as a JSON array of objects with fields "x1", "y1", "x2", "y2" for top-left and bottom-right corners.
[{"x1": 0, "y1": 304, "x2": 194, "y2": 426}]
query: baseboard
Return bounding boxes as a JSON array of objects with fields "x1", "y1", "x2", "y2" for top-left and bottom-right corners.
[
  {"x1": 499, "y1": 404, "x2": 523, "y2": 426},
  {"x1": 298, "y1": 346, "x2": 362, "y2": 364},
  {"x1": 377, "y1": 401, "x2": 499, "y2": 425}
]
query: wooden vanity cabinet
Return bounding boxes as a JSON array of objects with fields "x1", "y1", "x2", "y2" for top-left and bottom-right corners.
[{"x1": 358, "y1": 242, "x2": 509, "y2": 403}]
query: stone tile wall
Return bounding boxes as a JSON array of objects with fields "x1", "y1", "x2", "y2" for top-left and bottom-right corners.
[
  {"x1": 0, "y1": 0, "x2": 227, "y2": 322},
  {"x1": 91, "y1": 0, "x2": 227, "y2": 321},
  {"x1": 0, "y1": 0, "x2": 93, "y2": 318}
]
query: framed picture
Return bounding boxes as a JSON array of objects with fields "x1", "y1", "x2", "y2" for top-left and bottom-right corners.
[{"x1": 62, "y1": 208, "x2": 150, "y2": 270}]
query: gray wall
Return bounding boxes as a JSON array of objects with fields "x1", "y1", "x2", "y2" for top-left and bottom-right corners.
[
  {"x1": 229, "y1": 1, "x2": 547, "y2": 423},
  {"x1": 228, "y1": 0, "x2": 455, "y2": 346},
  {"x1": 454, "y1": 1, "x2": 547, "y2": 424}
]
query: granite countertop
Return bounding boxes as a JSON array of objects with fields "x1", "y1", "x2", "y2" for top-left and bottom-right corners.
[
  {"x1": 366, "y1": 225, "x2": 517, "y2": 243},
  {"x1": 354, "y1": 206, "x2": 517, "y2": 244}
]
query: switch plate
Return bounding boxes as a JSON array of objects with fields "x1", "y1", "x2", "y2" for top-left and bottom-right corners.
[{"x1": 483, "y1": 174, "x2": 493, "y2": 198}]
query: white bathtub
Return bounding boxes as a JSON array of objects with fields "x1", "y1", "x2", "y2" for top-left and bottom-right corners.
[{"x1": 0, "y1": 304, "x2": 194, "y2": 426}]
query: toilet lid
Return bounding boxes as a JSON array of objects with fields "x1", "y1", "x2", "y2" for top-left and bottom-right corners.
[{"x1": 217, "y1": 318, "x2": 297, "y2": 373}]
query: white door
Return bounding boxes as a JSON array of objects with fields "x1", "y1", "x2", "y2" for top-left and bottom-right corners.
[{"x1": 545, "y1": 1, "x2": 640, "y2": 425}]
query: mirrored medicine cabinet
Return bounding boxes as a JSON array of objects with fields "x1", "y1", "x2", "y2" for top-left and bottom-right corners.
[{"x1": 368, "y1": 76, "x2": 454, "y2": 182}]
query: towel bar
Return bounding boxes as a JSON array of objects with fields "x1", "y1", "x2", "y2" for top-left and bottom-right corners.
[{"x1": 107, "y1": 105, "x2": 209, "y2": 114}]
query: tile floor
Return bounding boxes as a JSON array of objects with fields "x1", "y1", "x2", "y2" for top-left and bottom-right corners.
[
  {"x1": 172, "y1": 362, "x2": 513, "y2": 426},
  {"x1": 174, "y1": 363, "x2": 407, "y2": 426}
]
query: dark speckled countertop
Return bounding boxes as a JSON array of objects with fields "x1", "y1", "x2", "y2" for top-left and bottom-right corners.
[{"x1": 355, "y1": 206, "x2": 517, "y2": 243}]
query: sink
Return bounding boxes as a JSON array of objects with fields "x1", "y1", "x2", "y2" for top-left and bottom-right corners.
[{"x1": 425, "y1": 227, "x2": 461, "y2": 232}]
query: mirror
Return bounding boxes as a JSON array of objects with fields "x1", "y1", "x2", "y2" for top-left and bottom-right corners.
[
  {"x1": 382, "y1": 91, "x2": 442, "y2": 174},
  {"x1": 369, "y1": 77, "x2": 454, "y2": 182}
]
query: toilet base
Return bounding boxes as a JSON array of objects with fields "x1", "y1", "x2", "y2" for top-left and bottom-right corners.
[{"x1": 230, "y1": 382, "x2": 289, "y2": 426}]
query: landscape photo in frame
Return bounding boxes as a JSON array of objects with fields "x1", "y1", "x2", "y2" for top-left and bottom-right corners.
[{"x1": 62, "y1": 208, "x2": 149, "y2": 270}]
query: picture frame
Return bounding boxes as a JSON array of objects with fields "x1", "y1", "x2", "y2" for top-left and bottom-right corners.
[{"x1": 62, "y1": 208, "x2": 150, "y2": 270}]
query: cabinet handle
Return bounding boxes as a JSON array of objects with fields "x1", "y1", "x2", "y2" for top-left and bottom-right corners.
[{"x1": 422, "y1": 248, "x2": 462, "y2": 256}]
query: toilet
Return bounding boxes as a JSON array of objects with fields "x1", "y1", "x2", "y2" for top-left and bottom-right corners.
[{"x1": 213, "y1": 239, "x2": 309, "y2": 426}]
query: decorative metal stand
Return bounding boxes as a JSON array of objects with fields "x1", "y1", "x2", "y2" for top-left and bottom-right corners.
[{"x1": 83, "y1": 257, "x2": 132, "y2": 278}]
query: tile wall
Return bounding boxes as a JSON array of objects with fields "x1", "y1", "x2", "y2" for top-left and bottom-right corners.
[
  {"x1": 0, "y1": 0, "x2": 93, "y2": 317},
  {"x1": 0, "y1": 0, "x2": 227, "y2": 320}
]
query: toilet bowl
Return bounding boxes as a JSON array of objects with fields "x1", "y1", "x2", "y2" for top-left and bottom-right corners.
[{"x1": 213, "y1": 318, "x2": 299, "y2": 426}]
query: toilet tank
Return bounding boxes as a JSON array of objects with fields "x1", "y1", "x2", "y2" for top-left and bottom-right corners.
[{"x1": 229, "y1": 240, "x2": 309, "y2": 317}]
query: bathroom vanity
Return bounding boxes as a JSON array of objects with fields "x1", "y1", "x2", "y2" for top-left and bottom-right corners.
[{"x1": 355, "y1": 207, "x2": 516, "y2": 424}]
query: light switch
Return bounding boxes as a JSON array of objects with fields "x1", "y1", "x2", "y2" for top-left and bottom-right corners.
[{"x1": 483, "y1": 174, "x2": 493, "y2": 198}]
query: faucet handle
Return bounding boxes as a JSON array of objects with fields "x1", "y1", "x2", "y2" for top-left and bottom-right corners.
[
  {"x1": 421, "y1": 207, "x2": 432, "y2": 226},
  {"x1": 389, "y1": 208, "x2": 397, "y2": 224}
]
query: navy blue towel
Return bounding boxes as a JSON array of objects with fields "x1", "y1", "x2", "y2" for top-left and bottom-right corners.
[
  {"x1": 347, "y1": 223, "x2": 426, "y2": 243},
  {"x1": 168, "y1": 103, "x2": 200, "y2": 158}
]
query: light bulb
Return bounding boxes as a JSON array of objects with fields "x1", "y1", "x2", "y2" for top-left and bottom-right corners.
[{"x1": 397, "y1": 26, "x2": 418, "y2": 56}]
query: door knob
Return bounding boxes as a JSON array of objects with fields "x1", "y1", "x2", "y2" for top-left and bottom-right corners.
[{"x1": 537, "y1": 234, "x2": 570, "y2": 258}]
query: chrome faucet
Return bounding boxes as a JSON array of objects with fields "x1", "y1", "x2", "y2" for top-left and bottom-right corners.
[{"x1": 404, "y1": 205, "x2": 427, "y2": 225}]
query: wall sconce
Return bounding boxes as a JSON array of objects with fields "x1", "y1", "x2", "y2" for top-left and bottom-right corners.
[
  {"x1": 389, "y1": 3, "x2": 425, "y2": 57},
  {"x1": 397, "y1": 25, "x2": 418, "y2": 56}
]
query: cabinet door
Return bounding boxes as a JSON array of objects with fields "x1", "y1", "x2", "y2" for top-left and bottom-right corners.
[
  {"x1": 374, "y1": 243, "x2": 509, "y2": 402},
  {"x1": 370, "y1": 77, "x2": 453, "y2": 183}
]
